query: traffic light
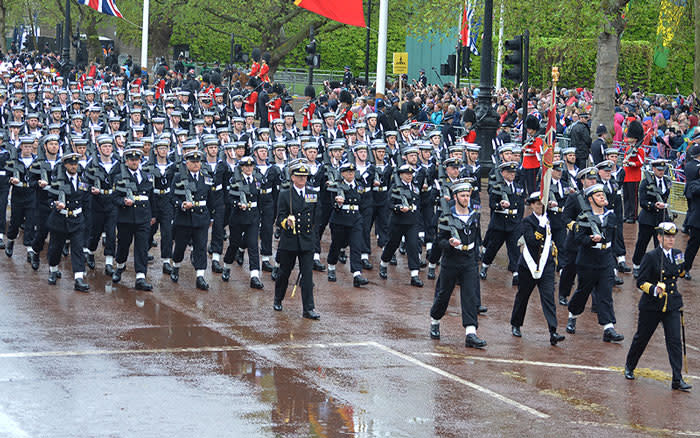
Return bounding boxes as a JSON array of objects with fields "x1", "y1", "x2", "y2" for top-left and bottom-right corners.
[
  {"x1": 233, "y1": 44, "x2": 248, "y2": 63},
  {"x1": 305, "y1": 39, "x2": 320, "y2": 68},
  {"x1": 447, "y1": 54, "x2": 456, "y2": 75},
  {"x1": 504, "y1": 34, "x2": 523, "y2": 82}
]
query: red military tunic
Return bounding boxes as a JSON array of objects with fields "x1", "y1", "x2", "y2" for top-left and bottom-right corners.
[
  {"x1": 245, "y1": 91, "x2": 258, "y2": 114},
  {"x1": 522, "y1": 136, "x2": 542, "y2": 170}
]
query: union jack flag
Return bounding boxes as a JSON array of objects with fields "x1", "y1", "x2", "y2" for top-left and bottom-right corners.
[
  {"x1": 77, "y1": 0, "x2": 123, "y2": 18},
  {"x1": 615, "y1": 82, "x2": 622, "y2": 95},
  {"x1": 460, "y1": 0, "x2": 480, "y2": 56}
]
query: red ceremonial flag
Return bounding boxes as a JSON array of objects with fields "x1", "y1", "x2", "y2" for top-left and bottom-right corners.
[
  {"x1": 540, "y1": 83, "x2": 557, "y2": 206},
  {"x1": 294, "y1": 0, "x2": 366, "y2": 27},
  {"x1": 460, "y1": 1, "x2": 469, "y2": 47}
]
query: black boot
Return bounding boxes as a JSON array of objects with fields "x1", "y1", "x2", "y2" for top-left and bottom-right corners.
[
  {"x1": 558, "y1": 296, "x2": 568, "y2": 306},
  {"x1": 430, "y1": 322, "x2": 440, "y2": 339},
  {"x1": 250, "y1": 276, "x2": 264, "y2": 289},
  {"x1": 672, "y1": 379, "x2": 692, "y2": 392},
  {"x1": 633, "y1": 267, "x2": 640, "y2": 278},
  {"x1": 211, "y1": 259, "x2": 223, "y2": 273},
  {"x1": 104, "y1": 264, "x2": 114, "y2": 276},
  {"x1": 62, "y1": 242, "x2": 70, "y2": 257},
  {"x1": 353, "y1": 275, "x2": 369, "y2": 287},
  {"x1": 511, "y1": 273, "x2": 519, "y2": 287},
  {"x1": 30, "y1": 251, "x2": 40, "y2": 270},
  {"x1": 427, "y1": 266, "x2": 436, "y2": 280},
  {"x1": 222, "y1": 267, "x2": 231, "y2": 282},
  {"x1": 327, "y1": 270, "x2": 336, "y2": 282},
  {"x1": 0, "y1": 237, "x2": 4, "y2": 249},
  {"x1": 4, "y1": 240, "x2": 12, "y2": 257},
  {"x1": 135, "y1": 278, "x2": 153, "y2": 291},
  {"x1": 312, "y1": 259, "x2": 326, "y2": 272},
  {"x1": 480, "y1": 265, "x2": 488, "y2": 280},
  {"x1": 235, "y1": 248, "x2": 244, "y2": 266},
  {"x1": 603, "y1": 327, "x2": 624, "y2": 343},
  {"x1": 262, "y1": 260, "x2": 274, "y2": 272},
  {"x1": 162, "y1": 262, "x2": 173, "y2": 274},
  {"x1": 196, "y1": 276, "x2": 209, "y2": 290},
  {"x1": 410, "y1": 276, "x2": 423, "y2": 287},
  {"x1": 48, "y1": 271, "x2": 59, "y2": 285},
  {"x1": 477, "y1": 305, "x2": 488, "y2": 314},
  {"x1": 566, "y1": 317, "x2": 576, "y2": 334},
  {"x1": 550, "y1": 332, "x2": 565, "y2": 345},
  {"x1": 112, "y1": 267, "x2": 125, "y2": 283},
  {"x1": 271, "y1": 266, "x2": 279, "y2": 281},
  {"x1": 617, "y1": 261, "x2": 632, "y2": 273},
  {"x1": 74, "y1": 277, "x2": 90, "y2": 292},
  {"x1": 399, "y1": 241, "x2": 406, "y2": 255},
  {"x1": 86, "y1": 253, "x2": 95, "y2": 270},
  {"x1": 361, "y1": 259, "x2": 373, "y2": 270},
  {"x1": 170, "y1": 267, "x2": 179, "y2": 282},
  {"x1": 614, "y1": 274, "x2": 624, "y2": 285},
  {"x1": 379, "y1": 265, "x2": 387, "y2": 279},
  {"x1": 338, "y1": 250, "x2": 347, "y2": 264},
  {"x1": 390, "y1": 255, "x2": 397, "y2": 266},
  {"x1": 511, "y1": 326, "x2": 522, "y2": 337},
  {"x1": 465, "y1": 333, "x2": 487, "y2": 349}
]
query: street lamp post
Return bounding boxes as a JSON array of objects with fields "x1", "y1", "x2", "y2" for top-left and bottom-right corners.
[{"x1": 474, "y1": 0, "x2": 500, "y2": 177}]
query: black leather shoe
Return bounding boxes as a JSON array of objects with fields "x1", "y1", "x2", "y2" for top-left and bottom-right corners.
[
  {"x1": 353, "y1": 275, "x2": 369, "y2": 287},
  {"x1": 624, "y1": 367, "x2": 635, "y2": 380},
  {"x1": 62, "y1": 242, "x2": 70, "y2": 257},
  {"x1": 465, "y1": 333, "x2": 487, "y2": 349},
  {"x1": 196, "y1": 276, "x2": 209, "y2": 291},
  {"x1": 211, "y1": 260, "x2": 223, "y2": 273},
  {"x1": 430, "y1": 323, "x2": 440, "y2": 339},
  {"x1": 151, "y1": 239, "x2": 158, "y2": 248},
  {"x1": 410, "y1": 276, "x2": 423, "y2": 287},
  {"x1": 558, "y1": 296, "x2": 568, "y2": 306},
  {"x1": 338, "y1": 251, "x2": 347, "y2": 264},
  {"x1": 135, "y1": 278, "x2": 153, "y2": 291},
  {"x1": 478, "y1": 305, "x2": 488, "y2": 314},
  {"x1": 480, "y1": 265, "x2": 488, "y2": 280},
  {"x1": 633, "y1": 267, "x2": 639, "y2": 278},
  {"x1": 4, "y1": 240, "x2": 12, "y2": 257},
  {"x1": 112, "y1": 267, "x2": 124, "y2": 283},
  {"x1": 684, "y1": 273, "x2": 693, "y2": 281},
  {"x1": 48, "y1": 271, "x2": 59, "y2": 285},
  {"x1": 361, "y1": 259, "x2": 373, "y2": 270},
  {"x1": 222, "y1": 268, "x2": 231, "y2": 282},
  {"x1": 312, "y1": 260, "x2": 326, "y2": 272},
  {"x1": 617, "y1": 261, "x2": 632, "y2": 273},
  {"x1": 566, "y1": 317, "x2": 576, "y2": 334},
  {"x1": 74, "y1": 278, "x2": 90, "y2": 292},
  {"x1": 147, "y1": 254, "x2": 154, "y2": 262},
  {"x1": 672, "y1": 379, "x2": 692, "y2": 391},
  {"x1": 379, "y1": 265, "x2": 387, "y2": 279},
  {"x1": 105, "y1": 264, "x2": 114, "y2": 276},
  {"x1": 603, "y1": 327, "x2": 624, "y2": 342},
  {"x1": 262, "y1": 260, "x2": 274, "y2": 272},
  {"x1": 162, "y1": 262, "x2": 173, "y2": 274},
  {"x1": 273, "y1": 301, "x2": 283, "y2": 311},
  {"x1": 250, "y1": 276, "x2": 264, "y2": 289},
  {"x1": 550, "y1": 332, "x2": 565, "y2": 345},
  {"x1": 86, "y1": 254, "x2": 95, "y2": 270},
  {"x1": 390, "y1": 255, "x2": 397, "y2": 266},
  {"x1": 30, "y1": 252, "x2": 39, "y2": 270},
  {"x1": 614, "y1": 274, "x2": 624, "y2": 285},
  {"x1": 56, "y1": 271, "x2": 62, "y2": 278},
  {"x1": 0, "y1": 238, "x2": 4, "y2": 249},
  {"x1": 511, "y1": 326, "x2": 522, "y2": 337},
  {"x1": 271, "y1": 266, "x2": 279, "y2": 281},
  {"x1": 303, "y1": 309, "x2": 320, "y2": 320},
  {"x1": 624, "y1": 218, "x2": 635, "y2": 224},
  {"x1": 427, "y1": 267, "x2": 436, "y2": 280},
  {"x1": 512, "y1": 274, "x2": 519, "y2": 287},
  {"x1": 399, "y1": 242, "x2": 406, "y2": 255},
  {"x1": 419, "y1": 258, "x2": 427, "y2": 268},
  {"x1": 26, "y1": 252, "x2": 31, "y2": 263},
  {"x1": 327, "y1": 270, "x2": 336, "y2": 282},
  {"x1": 170, "y1": 267, "x2": 179, "y2": 282},
  {"x1": 235, "y1": 249, "x2": 244, "y2": 266}
]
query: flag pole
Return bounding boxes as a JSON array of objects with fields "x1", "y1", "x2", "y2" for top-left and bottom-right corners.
[
  {"x1": 540, "y1": 66, "x2": 559, "y2": 208},
  {"x1": 140, "y1": 0, "x2": 150, "y2": 70},
  {"x1": 495, "y1": 0, "x2": 505, "y2": 90},
  {"x1": 374, "y1": 0, "x2": 388, "y2": 100}
]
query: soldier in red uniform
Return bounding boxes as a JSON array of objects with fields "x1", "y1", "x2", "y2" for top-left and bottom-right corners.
[
  {"x1": 266, "y1": 83, "x2": 283, "y2": 124},
  {"x1": 259, "y1": 58, "x2": 270, "y2": 83},
  {"x1": 521, "y1": 115, "x2": 543, "y2": 195},
  {"x1": 622, "y1": 120, "x2": 645, "y2": 223},
  {"x1": 301, "y1": 85, "x2": 316, "y2": 130},
  {"x1": 336, "y1": 90, "x2": 354, "y2": 134},
  {"x1": 244, "y1": 77, "x2": 259, "y2": 114}
]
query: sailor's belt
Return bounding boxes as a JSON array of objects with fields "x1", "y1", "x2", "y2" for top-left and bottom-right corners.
[
  {"x1": 193, "y1": 200, "x2": 207, "y2": 207},
  {"x1": 155, "y1": 188, "x2": 170, "y2": 195},
  {"x1": 523, "y1": 152, "x2": 537, "y2": 157},
  {"x1": 0, "y1": 171, "x2": 6, "y2": 176},
  {"x1": 421, "y1": 187, "x2": 431, "y2": 192},
  {"x1": 59, "y1": 208, "x2": 82, "y2": 216},
  {"x1": 98, "y1": 189, "x2": 113, "y2": 195},
  {"x1": 341, "y1": 204, "x2": 360, "y2": 211},
  {"x1": 14, "y1": 182, "x2": 29, "y2": 187},
  {"x1": 260, "y1": 188, "x2": 273, "y2": 194},
  {"x1": 373, "y1": 186, "x2": 388, "y2": 192},
  {"x1": 132, "y1": 195, "x2": 149, "y2": 201},
  {"x1": 357, "y1": 187, "x2": 369, "y2": 193},
  {"x1": 212, "y1": 184, "x2": 223, "y2": 191},
  {"x1": 548, "y1": 207, "x2": 564, "y2": 213},
  {"x1": 241, "y1": 201, "x2": 258, "y2": 208},
  {"x1": 456, "y1": 242, "x2": 475, "y2": 251},
  {"x1": 400, "y1": 205, "x2": 418, "y2": 211},
  {"x1": 592, "y1": 242, "x2": 611, "y2": 250},
  {"x1": 496, "y1": 209, "x2": 518, "y2": 215}
]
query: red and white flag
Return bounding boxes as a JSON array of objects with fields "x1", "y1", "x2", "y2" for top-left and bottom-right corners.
[{"x1": 77, "y1": 0, "x2": 123, "y2": 18}]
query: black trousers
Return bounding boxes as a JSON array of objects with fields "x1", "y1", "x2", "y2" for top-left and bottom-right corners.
[
  {"x1": 625, "y1": 309, "x2": 683, "y2": 382},
  {"x1": 522, "y1": 167, "x2": 538, "y2": 195},
  {"x1": 360, "y1": 205, "x2": 374, "y2": 254},
  {"x1": 558, "y1": 232, "x2": 578, "y2": 299},
  {"x1": 482, "y1": 228, "x2": 520, "y2": 272},
  {"x1": 568, "y1": 267, "x2": 616, "y2": 325},
  {"x1": 633, "y1": 224, "x2": 659, "y2": 265},
  {"x1": 314, "y1": 200, "x2": 333, "y2": 254},
  {"x1": 259, "y1": 200, "x2": 275, "y2": 256},
  {"x1": 684, "y1": 226, "x2": 700, "y2": 273},
  {"x1": 371, "y1": 202, "x2": 391, "y2": 248},
  {"x1": 623, "y1": 181, "x2": 639, "y2": 221},
  {"x1": 116, "y1": 222, "x2": 151, "y2": 274},
  {"x1": 87, "y1": 208, "x2": 117, "y2": 256},
  {"x1": 419, "y1": 201, "x2": 436, "y2": 243},
  {"x1": 274, "y1": 249, "x2": 315, "y2": 312},
  {"x1": 511, "y1": 262, "x2": 558, "y2": 332},
  {"x1": 172, "y1": 225, "x2": 208, "y2": 270},
  {"x1": 150, "y1": 195, "x2": 174, "y2": 259},
  {"x1": 551, "y1": 226, "x2": 566, "y2": 261},
  {"x1": 48, "y1": 228, "x2": 85, "y2": 273},
  {"x1": 7, "y1": 201, "x2": 34, "y2": 245},
  {"x1": 31, "y1": 204, "x2": 52, "y2": 253},
  {"x1": 224, "y1": 220, "x2": 260, "y2": 272},
  {"x1": 430, "y1": 262, "x2": 478, "y2": 328},
  {"x1": 614, "y1": 218, "x2": 626, "y2": 257},
  {"x1": 0, "y1": 186, "x2": 9, "y2": 234},
  {"x1": 328, "y1": 222, "x2": 363, "y2": 273},
  {"x1": 209, "y1": 204, "x2": 227, "y2": 255},
  {"x1": 381, "y1": 222, "x2": 420, "y2": 270}
]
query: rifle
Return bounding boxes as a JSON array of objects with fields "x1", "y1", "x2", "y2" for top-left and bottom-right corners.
[
  {"x1": 174, "y1": 161, "x2": 194, "y2": 204},
  {"x1": 232, "y1": 165, "x2": 250, "y2": 207},
  {"x1": 575, "y1": 193, "x2": 603, "y2": 238},
  {"x1": 644, "y1": 170, "x2": 671, "y2": 220},
  {"x1": 116, "y1": 160, "x2": 137, "y2": 202},
  {"x1": 391, "y1": 170, "x2": 411, "y2": 210},
  {"x1": 85, "y1": 161, "x2": 108, "y2": 191}
]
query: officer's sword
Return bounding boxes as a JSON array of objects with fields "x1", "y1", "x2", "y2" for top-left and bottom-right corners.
[{"x1": 681, "y1": 309, "x2": 688, "y2": 374}]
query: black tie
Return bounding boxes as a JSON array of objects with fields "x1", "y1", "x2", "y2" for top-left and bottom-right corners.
[{"x1": 666, "y1": 251, "x2": 673, "y2": 264}]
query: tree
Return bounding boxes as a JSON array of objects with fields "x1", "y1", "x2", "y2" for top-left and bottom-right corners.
[
  {"x1": 590, "y1": 0, "x2": 630, "y2": 134},
  {"x1": 696, "y1": 0, "x2": 700, "y2": 95},
  {"x1": 0, "y1": 0, "x2": 9, "y2": 53}
]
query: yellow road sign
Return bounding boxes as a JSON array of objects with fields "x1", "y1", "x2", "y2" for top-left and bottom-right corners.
[{"x1": 393, "y1": 52, "x2": 408, "y2": 75}]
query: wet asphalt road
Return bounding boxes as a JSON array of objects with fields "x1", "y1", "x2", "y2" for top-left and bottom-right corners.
[{"x1": 0, "y1": 195, "x2": 698, "y2": 437}]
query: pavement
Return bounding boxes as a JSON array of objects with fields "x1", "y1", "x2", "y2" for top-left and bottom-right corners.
[{"x1": 0, "y1": 197, "x2": 698, "y2": 437}]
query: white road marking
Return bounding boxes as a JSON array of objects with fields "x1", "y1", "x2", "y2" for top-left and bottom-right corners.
[
  {"x1": 367, "y1": 341, "x2": 550, "y2": 419},
  {"x1": 686, "y1": 343, "x2": 699, "y2": 352},
  {"x1": 569, "y1": 420, "x2": 700, "y2": 437},
  {"x1": 418, "y1": 352, "x2": 700, "y2": 380}
]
